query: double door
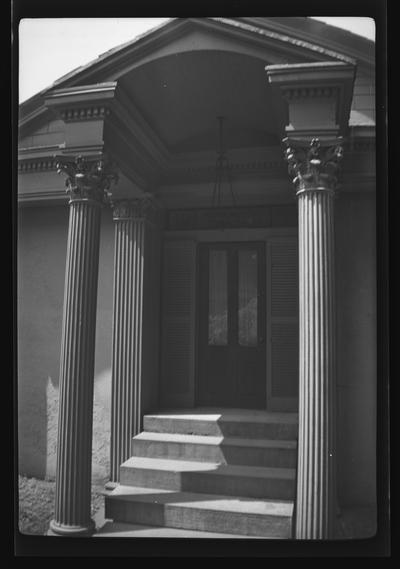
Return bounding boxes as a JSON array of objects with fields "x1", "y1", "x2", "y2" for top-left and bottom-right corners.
[{"x1": 197, "y1": 242, "x2": 266, "y2": 409}]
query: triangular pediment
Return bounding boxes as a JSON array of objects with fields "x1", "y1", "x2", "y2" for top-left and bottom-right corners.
[
  {"x1": 18, "y1": 17, "x2": 375, "y2": 206},
  {"x1": 20, "y1": 17, "x2": 373, "y2": 127},
  {"x1": 61, "y1": 17, "x2": 353, "y2": 87}
]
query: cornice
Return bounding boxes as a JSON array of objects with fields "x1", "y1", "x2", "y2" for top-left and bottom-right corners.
[
  {"x1": 44, "y1": 82, "x2": 118, "y2": 122},
  {"x1": 266, "y1": 61, "x2": 356, "y2": 81},
  {"x1": 18, "y1": 106, "x2": 49, "y2": 131},
  {"x1": 40, "y1": 81, "x2": 169, "y2": 185},
  {"x1": 266, "y1": 61, "x2": 356, "y2": 137},
  {"x1": 45, "y1": 82, "x2": 118, "y2": 102},
  {"x1": 210, "y1": 18, "x2": 356, "y2": 66},
  {"x1": 239, "y1": 17, "x2": 374, "y2": 69}
]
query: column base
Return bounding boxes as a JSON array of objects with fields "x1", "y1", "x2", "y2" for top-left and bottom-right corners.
[
  {"x1": 104, "y1": 480, "x2": 119, "y2": 491},
  {"x1": 47, "y1": 518, "x2": 96, "y2": 537}
]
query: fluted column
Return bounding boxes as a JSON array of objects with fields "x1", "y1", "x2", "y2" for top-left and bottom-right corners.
[
  {"x1": 49, "y1": 155, "x2": 118, "y2": 536},
  {"x1": 283, "y1": 137, "x2": 343, "y2": 539},
  {"x1": 108, "y1": 197, "x2": 154, "y2": 485}
]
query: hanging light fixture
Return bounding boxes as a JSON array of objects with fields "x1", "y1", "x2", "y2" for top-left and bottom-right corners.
[{"x1": 212, "y1": 116, "x2": 236, "y2": 207}]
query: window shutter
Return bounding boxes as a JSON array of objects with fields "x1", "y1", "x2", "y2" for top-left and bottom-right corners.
[
  {"x1": 267, "y1": 238, "x2": 299, "y2": 411},
  {"x1": 160, "y1": 240, "x2": 196, "y2": 408}
]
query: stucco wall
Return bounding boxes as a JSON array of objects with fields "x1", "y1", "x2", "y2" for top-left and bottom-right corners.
[
  {"x1": 17, "y1": 204, "x2": 114, "y2": 483},
  {"x1": 335, "y1": 191, "x2": 376, "y2": 508}
]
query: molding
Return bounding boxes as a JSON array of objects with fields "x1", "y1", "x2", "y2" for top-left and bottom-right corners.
[
  {"x1": 45, "y1": 82, "x2": 118, "y2": 103},
  {"x1": 43, "y1": 81, "x2": 169, "y2": 187},
  {"x1": 164, "y1": 146, "x2": 287, "y2": 184},
  {"x1": 18, "y1": 143, "x2": 66, "y2": 157},
  {"x1": 266, "y1": 61, "x2": 356, "y2": 138},
  {"x1": 282, "y1": 86, "x2": 339, "y2": 101},
  {"x1": 167, "y1": 204, "x2": 297, "y2": 230},
  {"x1": 18, "y1": 106, "x2": 49, "y2": 131},
  {"x1": 18, "y1": 191, "x2": 68, "y2": 206},
  {"x1": 211, "y1": 18, "x2": 356, "y2": 65},
  {"x1": 18, "y1": 158, "x2": 58, "y2": 173},
  {"x1": 59, "y1": 106, "x2": 111, "y2": 122},
  {"x1": 44, "y1": 82, "x2": 117, "y2": 125},
  {"x1": 164, "y1": 159, "x2": 286, "y2": 183}
]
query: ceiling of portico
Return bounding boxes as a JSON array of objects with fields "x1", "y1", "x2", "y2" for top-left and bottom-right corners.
[{"x1": 117, "y1": 50, "x2": 290, "y2": 155}]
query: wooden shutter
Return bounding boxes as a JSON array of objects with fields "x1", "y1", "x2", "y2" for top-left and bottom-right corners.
[
  {"x1": 160, "y1": 240, "x2": 196, "y2": 408},
  {"x1": 267, "y1": 238, "x2": 299, "y2": 411}
]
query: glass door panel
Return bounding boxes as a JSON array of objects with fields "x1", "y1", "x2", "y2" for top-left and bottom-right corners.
[
  {"x1": 238, "y1": 249, "x2": 258, "y2": 346},
  {"x1": 208, "y1": 250, "x2": 228, "y2": 345}
]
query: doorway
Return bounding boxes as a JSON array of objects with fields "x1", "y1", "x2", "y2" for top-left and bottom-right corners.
[{"x1": 196, "y1": 242, "x2": 266, "y2": 409}]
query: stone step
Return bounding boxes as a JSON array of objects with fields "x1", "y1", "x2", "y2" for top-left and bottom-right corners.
[
  {"x1": 105, "y1": 485, "x2": 294, "y2": 538},
  {"x1": 120, "y1": 457, "x2": 296, "y2": 500},
  {"x1": 95, "y1": 521, "x2": 262, "y2": 538},
  {"x1": 131, "y1": 432, "x2": 297, "y2": 468},
  {"x1": 144, "y1": 409, "x2": 298, "y2": 440}
]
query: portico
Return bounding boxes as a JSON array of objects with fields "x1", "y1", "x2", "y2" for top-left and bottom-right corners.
[{"x1": 18, "y1": 18, "x2": 377, "y2": 541}]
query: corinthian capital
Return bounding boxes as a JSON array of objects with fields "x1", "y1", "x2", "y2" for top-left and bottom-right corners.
[
  {"x1": 111, "y1": 194, "x2": 156, "y2": 222},
  {"x1": 283, "y1": 137, "x2": 344, "y2": 195},
  {"x1": 55, "y1": 154, "x2": 119, "y2": 204}
]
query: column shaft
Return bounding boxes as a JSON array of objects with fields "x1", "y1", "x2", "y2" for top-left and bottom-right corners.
[
  {"x1": 109, "y1": 210, "x2": 145, "y2": 483},
  {"x1": 50, "y1": 199, "x2": 102, "y2": 535},
  {"x1": 296, "y1": 189, "x2": 336, "y2": 539}
]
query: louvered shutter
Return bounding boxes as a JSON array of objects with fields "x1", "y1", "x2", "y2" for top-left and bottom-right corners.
[
  {"x1": 267, "y1": 238, "x2": 299, "y2": 411},
  {"x1": 160, "y1": 240, "x2": 196, "y2": 408}
]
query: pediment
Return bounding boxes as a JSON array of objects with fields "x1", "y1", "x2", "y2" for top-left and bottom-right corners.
[
  {"x1": 20, "y1": 18, "x2": 367, "y2": 125},
  {"x1": 51, "y1": 18, "x2": 358, "y2": 89},
  {"x1": 18, "y1": 18, "x2": 375, "y2": 205}
]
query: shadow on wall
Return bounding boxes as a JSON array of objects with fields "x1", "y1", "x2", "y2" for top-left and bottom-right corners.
[
  {"x1": 17, "y1": 206, "x2": 67, "y2": 480},
  {"x1": 335, "y1": 193, "x2": 376, "y2": 509},
  {"x1": 17, "y1": 205, "x2": 115, "y2": 483},
  {"x1": 45, "y1": 368, "x2": 112, "y2": 483}
]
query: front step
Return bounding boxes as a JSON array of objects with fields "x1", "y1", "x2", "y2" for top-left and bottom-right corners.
[
  {"x1": 144, "y1": 409, "x2": 298, "y2": 440},
  {"x1": 120, "y1": 457, "x2": 295, "y2": 500},
  {"x1": 104, "y1": 409, "x2": 298, "y2": 538},
  {"x1": 132, "y1": 432, "x2": 297, "y2": 468},
  {"x1": 105, "y1": 485, "x2": 294, "y2": 538}
]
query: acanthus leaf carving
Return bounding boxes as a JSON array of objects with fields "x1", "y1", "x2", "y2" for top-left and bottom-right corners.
[
  {"x1": 54, "y1": 154, "x2": 119, "y2": 204},
  {"x1": 111, "y1": 194, "x2": 156, "y2": 222},
  {"x1": 283, "y1": 137, "x2": 344, "y2": 194}
]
